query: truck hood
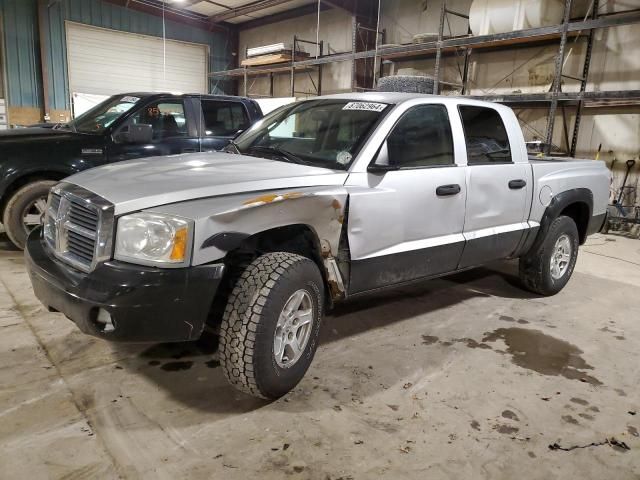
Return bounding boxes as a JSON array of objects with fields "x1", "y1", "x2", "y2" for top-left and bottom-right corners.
[
  {"x1": 0, "y1": 127, "x2": 79, "y2": 143},
  {"x1": 65, "y1": 151, "x2": 349, "y2": 215}
]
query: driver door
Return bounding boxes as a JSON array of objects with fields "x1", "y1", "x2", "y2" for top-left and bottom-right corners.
[
  {"x1": 108, "y1": 98, "x2": 199, "y2": 162},
  {"x1": 346, "y1": 103, "x2": 467, "y2": 294}
]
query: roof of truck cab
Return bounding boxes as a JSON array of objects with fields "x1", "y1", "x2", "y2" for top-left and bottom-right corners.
[
  {"x1": 314, "y1": 91, "x2": 510, "y2": 110},
  {"x1": 115, "y1": 92, "x2": 255, "y2": 102}
]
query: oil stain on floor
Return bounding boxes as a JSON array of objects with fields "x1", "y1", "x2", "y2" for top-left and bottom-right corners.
[{"x1": 480, "y1": 328, "x2": 603, "y2": 386}]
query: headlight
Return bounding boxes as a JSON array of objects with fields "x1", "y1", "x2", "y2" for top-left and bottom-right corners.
[{"x1": 114, "y1": 213, "x2": 191, "y2": 266}]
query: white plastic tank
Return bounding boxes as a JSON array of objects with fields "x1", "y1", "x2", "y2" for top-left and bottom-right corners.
[{"x1": 469, "y1": 0, "x2": 565, "y2": 35}]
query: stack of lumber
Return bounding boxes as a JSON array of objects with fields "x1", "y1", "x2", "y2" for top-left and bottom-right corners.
[{"x1": 242, "y1": 43, "x2": 310, "y2": 67}]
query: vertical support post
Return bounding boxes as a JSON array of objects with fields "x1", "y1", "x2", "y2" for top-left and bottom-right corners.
[
  {"x1": 433, "y1": 1, "x2": 447, "y2": 95},
  {"x1": 351, "y1": 17, "x2": 357, "y2": 90},
  {"x1": 269, "y1": 72, "x2": 274, "y2": 97},
  {"x1": 378, "y1": 28, "x2": 386, "y2": 82},
  {"x1": 461, "y1": 26, "x2": 472, "y2": 95},
  {"x1": 242, "y1": 44, "x2": 248, "y2": 97},
  {"x1": 37, "y1": 0, "x2": 51, "y2": 121},
  {"x1": 570, "y1": 0, "x2": 598, "y2": 157},
  {"x1": 243, "y1": 67, "x2": 248, "y2": 97},
  {"x1": 317, "y1": 40, "x2": 323, "y2": 96},
  {"x1": 290, "y1": 35, "x2": 296, "y2": 97},
  {"x1": 561, "y1": 105, "x2": 570, "y2": 152},
  {"x1": 372, "y1": 0, "x2": 381, "y2": 89},
  {"x1": 544, "y1": 0, "x2": 573, "y2": 155}
]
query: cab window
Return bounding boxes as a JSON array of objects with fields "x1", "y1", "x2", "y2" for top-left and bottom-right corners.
[
  {"x1": 201, "y1": 100, "x2": 249, "y2": 136},
  {"x1": 130, "y1": 101, "x2": 188, "y2": 140},
  {"x1": 387, "y1": 104, "x2": 454, "y2": 168},
  {"x1": 459, "y1": 106, "x2": 512, "y2": 164}
]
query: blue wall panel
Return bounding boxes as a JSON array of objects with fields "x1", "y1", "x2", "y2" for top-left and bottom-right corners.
[
  {"x1": 0, "y1": 0, "x2": 233, "y2": 112},
  {"x1": 0, "y1": 0, "x2": 42, "y2": 108}
]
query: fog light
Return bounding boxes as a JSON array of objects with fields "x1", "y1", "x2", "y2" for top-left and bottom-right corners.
[{"x1": 96, "y1": 308, "x2": 115, "y2": 333}]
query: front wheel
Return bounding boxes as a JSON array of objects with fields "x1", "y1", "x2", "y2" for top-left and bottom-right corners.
[
  {"x1": 219, "y1": 252, "x2": 324, "y2": 399},
  {"x1": 519, "y1": 215, "x2": 579, "y2": 296},
  {"x1": 2, "y1": 180, "x2": 56, "y2": 249}
]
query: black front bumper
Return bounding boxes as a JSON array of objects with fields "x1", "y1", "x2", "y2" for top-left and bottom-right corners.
[{"x1": 25, "y1": 227, "x2": 224, "y2": 342}]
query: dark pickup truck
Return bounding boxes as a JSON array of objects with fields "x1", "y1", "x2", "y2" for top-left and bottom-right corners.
[{"x1": 0, "y1": 93, "x2": 263, "y2": 249}]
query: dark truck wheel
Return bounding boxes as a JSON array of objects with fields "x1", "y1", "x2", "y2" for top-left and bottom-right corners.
[
  {"x1": 519, "y1": 215, "x2": 579, "y2": 296},
  {"x1": 219, "y1": 252, "x2": 324, "y2": 400},
  {"x1": 3, "y1": 180, "x2": 55, "y2": 250}
]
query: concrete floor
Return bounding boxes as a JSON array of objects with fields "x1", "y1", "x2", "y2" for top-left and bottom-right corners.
[{"x1": 0, "y1": 231, "x2": 639, "y2": 480}]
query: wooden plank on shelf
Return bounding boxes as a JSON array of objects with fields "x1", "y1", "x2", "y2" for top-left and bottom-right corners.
[{"x1": 241, "y1": 52, "x2": 309, "y2": 67}]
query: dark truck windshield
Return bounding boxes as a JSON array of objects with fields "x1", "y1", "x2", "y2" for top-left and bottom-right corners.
[
  {"x1": 69, "y1": 95, "x2": 141, "y2": 134},
  {"x1": 233, "y1": 99, "x2": 389, "y2": 170}
]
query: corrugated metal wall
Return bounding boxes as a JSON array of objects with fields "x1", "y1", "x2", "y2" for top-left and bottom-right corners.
[
  {"x1": 43, "y1": 0, "x2": 233, "y2": 111},
  {"x1": 0, "y1": 0, "x2": 233, "y2": 115},
  {"x1": 0, "y1": 0, "x2": 42, "y2": 108}
]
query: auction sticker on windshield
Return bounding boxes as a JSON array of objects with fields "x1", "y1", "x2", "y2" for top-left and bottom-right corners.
[
  {"x1": 342, "y1": 102, "x2": 387, "y2": 112},
  {"x1": 121, "y1": 96, "x2": 140, "y2": 103}
]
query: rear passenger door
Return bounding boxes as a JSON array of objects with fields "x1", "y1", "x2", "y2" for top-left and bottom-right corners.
[
  {"x1": 198, "y1": 99, "x2": 251, "y2": 152},
  {"x1": 458, "y1": 105, "x2": 531, "y2": 268},
  {"x1": 346, "y1": 104, "x2": 467, "y2": 293}
]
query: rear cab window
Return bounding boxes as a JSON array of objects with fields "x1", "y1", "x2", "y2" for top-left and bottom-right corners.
[
  {"x1": 459, "y1": 106, "x2": 512, "y2": 164},
  {"x1": 201, "y1": 100, "x2": 250, "y2": 137}
]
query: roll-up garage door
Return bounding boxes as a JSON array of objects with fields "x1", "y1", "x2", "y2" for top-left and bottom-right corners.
[{"x1": 66, "y1": 22, "x2": 208, "y2": 102}]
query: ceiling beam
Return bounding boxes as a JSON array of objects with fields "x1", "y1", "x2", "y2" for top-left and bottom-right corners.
[
  {"x1": 238, "y1": 2, "x2": 330, "y2": 30},
  {"x1": 105, "y1": 0, "x2": 235, "y2": 33},
  {"x1": 208, "y1": 0, "x2": 297, "y2": 23},
  {"x1": 320, "y1": 0, "x2": 356, "y2": 15}
]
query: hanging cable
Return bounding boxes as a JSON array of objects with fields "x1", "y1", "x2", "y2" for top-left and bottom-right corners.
[
  {"x1": 162, "y1": 0, "x2": 166, "y2": 90},
  {"x1": 316, "y1": 0, "x2": 321, "y2": 59}
]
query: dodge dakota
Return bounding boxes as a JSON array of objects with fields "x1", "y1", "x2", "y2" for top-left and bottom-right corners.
[
  {"x1": 25, "y1": 93, "x2": 608, "y2": 399},
  {"x1": 0, "y1": 93, "x2": 262, "y2": 249}
]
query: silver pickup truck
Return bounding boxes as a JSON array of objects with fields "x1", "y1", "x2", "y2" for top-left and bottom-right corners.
[{"x1": 25, "y1": 93, "x2": 608, "y2": 399}]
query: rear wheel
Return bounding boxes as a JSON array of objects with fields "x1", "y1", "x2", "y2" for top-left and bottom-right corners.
[
  {"x1": 219, "y1": 252, "x2": 324, "y2": 399},
  {"x1": 519, "y1": 215, "x2": 579, "y2": 296},
  {"x1": 2, "y1": 180, "x2": 56, "y2": 249}
]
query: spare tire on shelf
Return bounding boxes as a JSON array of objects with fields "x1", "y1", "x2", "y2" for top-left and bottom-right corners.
[{"x1": 376, "y1": 75, "x2": 435, "y2": 94}]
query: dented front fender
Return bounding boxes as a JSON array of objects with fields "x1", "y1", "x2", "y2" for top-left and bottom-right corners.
[{"x1": 147, "y1": 186, "x2": 348, "y2": 270}]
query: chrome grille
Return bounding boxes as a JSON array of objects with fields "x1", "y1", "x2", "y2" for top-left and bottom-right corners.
[
  {"x1": 68, "y1": 199, "x2": 99, "y2": 231},
  {"x1": 49, "y1": 193, "x2": 61, "y2": 211},
  {"x1": 43, "y1": 184, "x2": 114, "y2": 272}
]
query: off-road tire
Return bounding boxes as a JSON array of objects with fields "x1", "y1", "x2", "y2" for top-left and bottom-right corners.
[
  {"x1": 219, "y1": 252, "x2": 324, "y2": 399},
  {"x1": 519, "y1": 215, "x2": 579, "y2": 296},
  {"x1": 3, "y1": 180, "x2": 56, "y2": 250}
]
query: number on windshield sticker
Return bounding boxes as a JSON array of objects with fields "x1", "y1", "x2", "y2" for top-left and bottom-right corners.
[{"x1": 342, "y1": 102, "x2": 387, "y2": 112}]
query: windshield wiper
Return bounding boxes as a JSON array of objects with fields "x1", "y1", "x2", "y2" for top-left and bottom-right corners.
[
  {"x1": 223, "y1": 139, "x2": 241, "y2": 154},
  {"x1": 246, "y1": 145, "x2": 312, "y2": 165},
  {"x1": 53, "y1": 122, "x2": 75, "y2": 132}
]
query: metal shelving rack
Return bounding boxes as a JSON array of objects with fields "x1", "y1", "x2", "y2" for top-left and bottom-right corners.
[
  {"x1": 230, "y1": 35, "x2": 323, "y2": 98},
  {"x1": 209, "y1": 2, "x2": 640, "y2": 154}
]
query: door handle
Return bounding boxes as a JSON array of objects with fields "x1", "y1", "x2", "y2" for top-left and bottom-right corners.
[
  {"x1": 508, "y1": 179, "x2": 527, "y2": 189},
  {"x1": 436, "y1": 184, "x2": 461, "y2": 196}
]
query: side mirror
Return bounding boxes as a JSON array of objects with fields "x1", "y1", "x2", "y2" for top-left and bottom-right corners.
[
  {"x1": 367, "y1": 141, "x2": 399, "y2": 173},
  {"x1": 114, "y1": 124, "x2": 153, "y2": 144}
]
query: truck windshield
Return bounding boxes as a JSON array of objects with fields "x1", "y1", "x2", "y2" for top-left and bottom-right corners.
[
  {"x1": 68, "y1": 95, "x2": 141, "y2": 134},
  {"x1": 233, "y1": 99, "x2": 389, "y2": 170}
]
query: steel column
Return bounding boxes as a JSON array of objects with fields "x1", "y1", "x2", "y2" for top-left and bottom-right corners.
[
  {"x1": 570, "y1": 0, "x2": 598, "y2": 157},
  {"x1": 544, "y1": 0, "x2": 573, "y2": 155},
  {"x1": 433, "y1": 2, "x2": 447, "y2": 95}
]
